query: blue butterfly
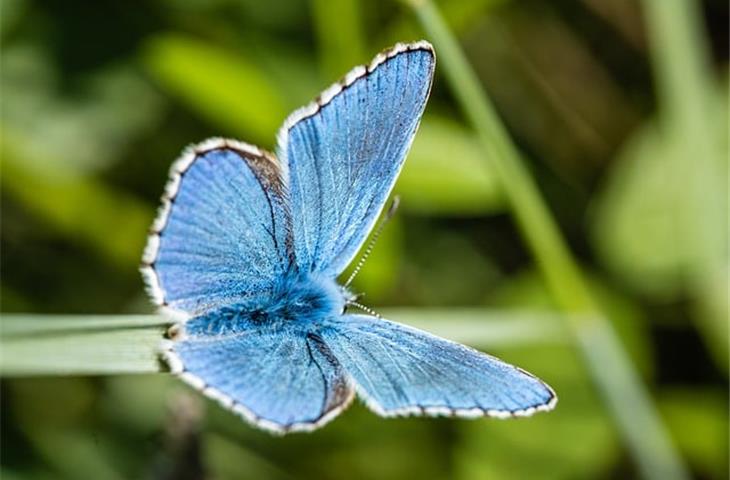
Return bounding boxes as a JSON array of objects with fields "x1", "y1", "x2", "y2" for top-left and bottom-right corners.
[{"x1": 141, "y1": 41, "x2": 556, "y2": 434}]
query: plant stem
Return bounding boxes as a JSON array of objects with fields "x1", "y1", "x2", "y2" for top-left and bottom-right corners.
[
  {"x1": 0, "y1": 310, "x2": 566, "y2": 377},
  {"x1": 406, "y1": 1, "x2": 690, "y2": 479},
  {"x1": 1, "y1": 315, "x2": 168, "y2": 376}
]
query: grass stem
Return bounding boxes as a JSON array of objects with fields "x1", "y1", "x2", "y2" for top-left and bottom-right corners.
[
  {"x1": 405, "y1": 1, "x2": 690, "y2": 478},
  {"x1": 0, "y1": 310, "x2": 566, "y2": 377}
]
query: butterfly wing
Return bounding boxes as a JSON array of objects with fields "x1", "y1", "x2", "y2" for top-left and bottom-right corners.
[
  {"x1": 164, "y1": 311, "x2": 353, "y2": 433},
  {"x1": 277, "y1": 42, "x2": 435, "y2": 275},
  {"x1": 142, "y1": 139, "x2": 292, "y2": 317},
  {"x1": 320, "y1": 314, "x2": 556, "y2": 417}
]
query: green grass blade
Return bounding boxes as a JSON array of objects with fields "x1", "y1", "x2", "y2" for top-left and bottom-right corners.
[
  {"x1": 405, "y1": 1, "x2": 690, "y2": 479},
  {"x1": 0, "y1": 310, "x2": 565, "y2": 377},
  {"x1": 0, "y1": 315, "x2": 167, "y2": 376}
]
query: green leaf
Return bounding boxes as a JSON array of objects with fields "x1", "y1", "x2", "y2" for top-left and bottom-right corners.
[
  {"x1": 397, "y1": 115, "x2": 504, "y2": 215},
  {"x1": 0, "y1": 137, "x2": 153, "y2": 268},
  {"x1": 590, "y1": 89, "x2": 728, "y2": 297},
  {"x1": 642, "y1": 0, "x2": 726, "y2": 283},
  {"x1": 590, "y1": 87, "x2": 728, "y2": 371},
  {"x1": 659, "y1": 389, "x2": 729, "y2": 479},
  {"x1": 142, "y1": 34, "x2": 287, "y2": 145},
  {"x1": 1, "y1": 47, "x2": 164, "y2": 175},
  {"x1": 310, "y1": 0, "x2": 366, "y2": 79}
]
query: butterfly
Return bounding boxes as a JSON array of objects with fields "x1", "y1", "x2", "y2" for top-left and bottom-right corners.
[{"x1": 141, "y1": 41, "x2": 556, "y2": 434}]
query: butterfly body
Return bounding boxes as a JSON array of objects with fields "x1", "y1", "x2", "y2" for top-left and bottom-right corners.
[
  {"x1": 266, "y1": 271, "x2": 348, "y2": 325},
  {"x1": 143, "y1": 41, "x2": 556, "y2": 434},
  {"x1": 189, "y1": 271, "x2": 346, "y2": 331}
]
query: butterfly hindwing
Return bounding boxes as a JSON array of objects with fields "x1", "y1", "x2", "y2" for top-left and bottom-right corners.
[
  {"x1": 277, "y1": 42, "x2": 435, "y2": 275},
  {"x1": 320, "y1": 314, "x2": 556, "y2": 417},
  {"x1": 164, "y1": 310, "x2": 353, "y2": 433},
  {"x1": 142, "y1": 139, "x2": 292, "y2": 317}
]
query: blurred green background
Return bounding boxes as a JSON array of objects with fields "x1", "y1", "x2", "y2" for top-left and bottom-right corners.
[{"x1": 1, "y1": 0, "x2": 728, "y2": 479}]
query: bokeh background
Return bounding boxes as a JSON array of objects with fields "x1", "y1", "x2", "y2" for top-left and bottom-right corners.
[{"x1": 1, "y1": 0, "x2": 728, "y2": 479}]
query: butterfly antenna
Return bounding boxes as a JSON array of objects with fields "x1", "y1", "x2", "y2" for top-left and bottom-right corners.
[
  {"x1": 344, "y1": 195, "x2": 400, "y2": 288},
  {"x1": 346, "y1": 301, "x2": 382, "y2": 319}
]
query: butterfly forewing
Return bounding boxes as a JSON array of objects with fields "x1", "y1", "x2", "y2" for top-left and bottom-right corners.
[
  {"x1": 142, "y1": 140, "x2": 292, "y2": 317},
  {"x1": 278, "y1": 43, "x2": 435, "y2": 276}
]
